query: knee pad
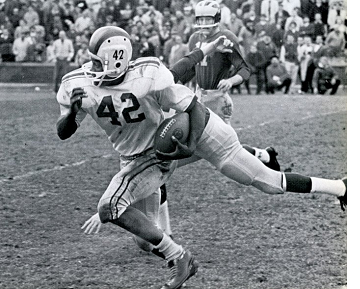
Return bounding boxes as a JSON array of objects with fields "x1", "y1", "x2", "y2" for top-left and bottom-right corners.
[{"x1": 132, "y1": 235, "x2": 154, "y2": 252}]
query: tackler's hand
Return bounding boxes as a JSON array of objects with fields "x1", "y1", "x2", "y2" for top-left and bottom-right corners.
[
  {"x1": 70, "y1": 87, "x2": 87, "y2": 114},
  {"x1": 201, "y1": 36, "x2": 234, "y2": 56},
  {"x1": 156, "y1": 137, "x2": 194, "y2": 160},
  {"x1": 81, "y1": 213, "x2": 102, "y2": 234}
]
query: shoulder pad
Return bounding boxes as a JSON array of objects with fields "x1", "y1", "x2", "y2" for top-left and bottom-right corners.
[{"x1": 128, "y1": 57, "x2": 161, "y2": 78}]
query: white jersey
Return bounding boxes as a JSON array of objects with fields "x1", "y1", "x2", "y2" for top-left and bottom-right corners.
[{"x1": 57, "y1": 57, "x2": 195, "y2": 156}]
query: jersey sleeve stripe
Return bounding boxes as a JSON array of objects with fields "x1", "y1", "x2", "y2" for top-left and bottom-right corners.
[
  {"x1": 128, "y1": 59, "x2": 160, "y2": 70},
  {"x1": 62, "y1": 71, "x2": 86, "y2": 82}
]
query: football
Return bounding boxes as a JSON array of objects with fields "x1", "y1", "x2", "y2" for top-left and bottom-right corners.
[{"x1": 154, "y1": 112, "x2": 190, "y2": 153}]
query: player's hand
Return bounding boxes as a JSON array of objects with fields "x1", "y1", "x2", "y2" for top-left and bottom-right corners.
[
  {"x1": 201, "y1": 36, "x2": 233, "y2": 56},
  {"x1": 156, "y1": 137, "x2": 194, "y2": 160},
  {"x1": 213, "y1": 36, "x2": 233, "y2": 53},
  {"x1": 81, "y1": 213, "x2": 102, "y2": 234},
  {"x1": 217, "y1": 79, "x2": 233, "y2": 91},
  {"x1": 70, "y1": 87, "x2": 87, "y2": 114},
  {"x1": 330, "y1": 78, "x2": 337, "y2": 85}
]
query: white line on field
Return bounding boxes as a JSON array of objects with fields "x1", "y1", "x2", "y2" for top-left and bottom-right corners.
[
  {"x1": 1, "y1": 109, "x2": 346, "y2": 183},
  {"x1": 0, "y1": 154, "x2": 113, "y2": 183},
  {"x1": 233, "y1": 109, "x2": 346, "y2": 132}
]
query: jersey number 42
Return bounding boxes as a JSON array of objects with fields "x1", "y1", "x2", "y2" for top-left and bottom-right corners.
[{"x1": 96, "y1": 93, "x2": 146, "y2": 126}]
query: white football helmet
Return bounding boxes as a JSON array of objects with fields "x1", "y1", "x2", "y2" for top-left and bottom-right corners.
[
  {"x1": 194, "y1": 0, "x2": 221, "y2": 29},
  {"x1": 83, "y1": 26, "x2": 132, "y2": 86}
]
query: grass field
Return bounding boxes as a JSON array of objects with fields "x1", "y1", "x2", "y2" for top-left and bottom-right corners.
[{"x1": 0, "y1": 86, "x2": 347, "y2": 289}]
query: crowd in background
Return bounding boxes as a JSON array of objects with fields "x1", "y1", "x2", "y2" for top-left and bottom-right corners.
[{"x1": 0, "y1": 0, "x2": 347, "y2": 94}]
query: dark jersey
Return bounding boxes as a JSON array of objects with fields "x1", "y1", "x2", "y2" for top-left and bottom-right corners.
[{"x1": 188, "y1": 29, "x2": 250, "y2": 90}]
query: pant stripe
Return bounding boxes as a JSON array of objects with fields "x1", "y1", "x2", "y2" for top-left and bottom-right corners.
[{"x1": 110, "y1": 157, "x2": 163, "y2": 219}]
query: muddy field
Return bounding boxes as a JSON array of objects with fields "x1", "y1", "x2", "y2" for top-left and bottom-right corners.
[{"x1": 0, "y1": 87, "x2": 347, "y2": 289}]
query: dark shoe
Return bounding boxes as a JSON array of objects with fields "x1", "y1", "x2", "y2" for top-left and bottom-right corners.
[
  {"x1": 338, "y1": 177, "x2": 347, "y2": 211},
  {"x1": 161, "y1": 250, "x2": 198, "y2": 289},
  {"x1": 265, "y1": 147, "x2": 281, "y2": 171}
]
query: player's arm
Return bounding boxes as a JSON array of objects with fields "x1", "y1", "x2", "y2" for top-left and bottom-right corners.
[
  {"x1": 56, "y1": 87, "x2": 87, "y2": 140},
  {"x1": 218, "y1": 34, "x2": 251, "y2": 91},
  {"x1": 170, "y1": 36, "x2": 233, "y2": 84}
]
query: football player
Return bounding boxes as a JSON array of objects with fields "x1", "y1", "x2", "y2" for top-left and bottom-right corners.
[
  {"x1": 57, "y1": 26, "x2": 236, "y2": 289},
  {"x1": 184, "y1": 0, "x2": 280, "y2": 170},
  {"x1": 58, "y1": 26, "x2": 346, "y2": 289}
]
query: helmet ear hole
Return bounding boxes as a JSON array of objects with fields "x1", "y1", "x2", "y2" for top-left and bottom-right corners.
[{"x1": 115, "y1": 62, "x2": 121, "y2": 68}]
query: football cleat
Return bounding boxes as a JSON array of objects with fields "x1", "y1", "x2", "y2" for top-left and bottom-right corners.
[
  {"x1": 338, "y1": 177, "x2": 347, "y2": 211},
  {"x1": 161, "y1": 250, "x2": 198, "y2": 289},
  {"x1": 265, "y1": 147, "x2": 281, "y2": 171}
]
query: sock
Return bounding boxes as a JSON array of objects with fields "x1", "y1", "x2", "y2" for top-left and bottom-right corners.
[
  {"x1": 310, "y1": 177, "x2": 346, "y2": 197},
  {"x1": 283, "y1": 173, "x2": 346, "y2": 197},
  {"x1": 254, "y1": 148, "x2": 270, "y2": 163},
  {"x1": 155, "y1": 233, "x2": 184, "y2": 261},
  {"x1": 158, "y1": 201, "x2": 173, "y2": 236},
  {"x1": 283, "y1": 173, "x2": 312, "y2": 193}
]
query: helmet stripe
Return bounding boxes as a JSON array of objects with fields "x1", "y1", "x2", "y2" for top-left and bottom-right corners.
[{"x1": 90, "y1": 28, "x2": 131, "y2": 55}]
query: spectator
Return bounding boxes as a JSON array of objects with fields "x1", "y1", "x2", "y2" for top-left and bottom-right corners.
[
  {"x1": 8, "y1": 7, "x2": 23, "y2": 29},
  {"x1": 152, "y1": 0, "x2": 171, "y2": 13},
  {"x1": 119, "y1": 2, "x2": 134, "y2": 28},
  {"x1": 14, "y1": 19, "x2": 29, "y2": 39},
  {"x1": 168, "y1": 34, "x2": 189, "y2": 68},
  {"x1": 53, "y1": 30, "x2": 74, "y2": 93},
  {"x1": 161, "y1": 7, "x2": 172, "y2": 26},
  {"x1": 309, "y1": 0, "x2": 329, "y2": 24},
  {"x1": 133, "y1": 6, "x2": 151, "y2": 26},
  {"x1": 0, "y1": 28, "x2": 15, "y2": 62},
  {"x1": 280, "y1": 34, "x2": 299, "y2": 94},
  {"x1": 260, "y1": 0, "x2": 279, "y2": 24},
  {"x1": 147, "y1": 29, "x2": 162, "y2": 57},
  {"x1": 74, "y1": 41, "x2": 90, "y2": 67},
  {"x1": 244, "y1": 44, "x2": 267, "y2": 94},
  {"x1": 254, "y1": 14, "x2": 270, "y2": 37},
  {"x1": 61, "y1": 2, "x2": 76, "y2": 31},
  {"x1": 1, "y1": 16, "x2": 14, "y2": 37},
  {"x1": 275, "y1": 2, "x2": 290, "y2": 29},
  {"x1": 327, "y1": 0, "x2": 346, "y2": 30},
  {"x1": 12, "y1": 27, "x2": 31, "y2": 62},
  {"x1": 173, "y1": 10, "x2": 187, "y2": 39},
  {"x1": 238, "y1": 19, "x2": 257, "y2": 56},
  {"x1": 284, "y1": 8, "x2": 303, "y2": 31},
  {"x1": 298, "y1": 34, "x2": 315, "y2": 93},
  {"x1": 299, "y1": 16, "x2": 315, "y2": 40},
  {"x1": 313, "y1": 13, "x2": 327, "y2": 41},
  {"x1": 228, "y1": 13, "x2": 243, "y2": 36},
  {"x1": 325, "y1": 25, "x2": 346, "y2": 57},
  {"x1": 269, "y1": 19, "x2": 285, "y2": 50},
  {"x1": 26, "y1": 24, "x2": 46, "y2": 62},
  {"x1": 162, "y1": 28, "x2": 179, "y2": 66},
  {"x1": 241, "y1": 1, "x2": 257, "y2": 23},
  {"x1": 182, "y1": 5, "x2": 195, "y2": 42},
  {"x1": 96, "y1": 0, "x2": 108, "y2": 27},
  {"x1": 138, "y1": 33, "x2": 156, "y2": 57},
  {"x1": 284, "y1": 21, "x2": 299, "y2": 42},
  {"x1": 257, "y1": 32, "x2": 277, "y2": 93},
  {"x1": 46, "y1": 36, "x2": 56, "y2": 63},
  {"x1": 313, "y1": 35, "x2": 328, "y2": 65},
  {"x1": 74, "y1": 9, "x2": 94, "y2": 34},
  {"x1": 266, "y1": 55, "x2": 292, "y2": 94},
  {"x1": 312, "y1": 56, "x2": 341, "y2": 95},
  {"x1": 282, "y1": 0, "x2": 301, "y2": 15},
  {"x1": 218, "y1": 0, "x2": 232, "y2": 28},
  {"x1": 23, "y1": 4, "x2": 40, "y2": 28},
  {"x1": 48, "y1": 14, "x2": 65, "y2": 41}
]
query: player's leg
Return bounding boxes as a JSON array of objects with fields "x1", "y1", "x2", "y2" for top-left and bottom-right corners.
[
  {"x1": 194, "y1": 110, "x2": 347, "y2": 206},
  {"x1": 199, "y1": 90, "x2": 281, "y2": 170},
  {"x1": 242, "y1": 144, "x2": 280, "y2": 171},
  {"x1": 98, "y1": 153, "x2": 198, "y2": 288}
]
